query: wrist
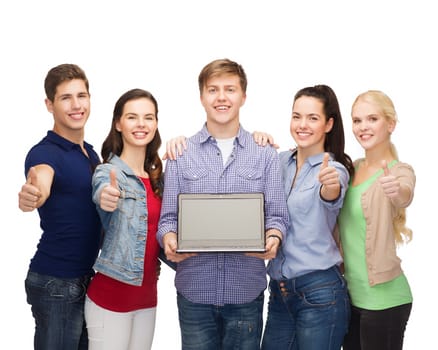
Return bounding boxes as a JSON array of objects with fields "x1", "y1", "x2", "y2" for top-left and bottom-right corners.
[{"x1": 267, "y1": 234, "x2": 282, "y2": 246}]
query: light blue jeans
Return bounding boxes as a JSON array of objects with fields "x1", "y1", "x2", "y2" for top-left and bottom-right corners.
[
  {"x1": 177, "y1": 292, "x2": 264, "y2": 350},
  {"x1": 261, "y1": 266, "x2": 350, "y2": 350},
  {"x1": 25, "y1": 270, "x2": 91, "y2": 350}
]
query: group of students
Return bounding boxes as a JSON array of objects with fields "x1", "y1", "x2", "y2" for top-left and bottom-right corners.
[{"x1": 18, "y1": 59, "x2": 415, "y2": 350}]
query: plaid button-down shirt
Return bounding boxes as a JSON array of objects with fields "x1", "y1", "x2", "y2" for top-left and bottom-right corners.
[{"x1": 157, "y1": 124, "x2": 289, "y2": 305}]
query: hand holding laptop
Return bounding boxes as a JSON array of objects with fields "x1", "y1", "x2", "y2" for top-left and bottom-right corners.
[
  {"x1": 162, "y1": 232, "x2": 197, "y2": 263},
  {"x1": 246, "y1": 229, "x2": 283, "y2": 260}
]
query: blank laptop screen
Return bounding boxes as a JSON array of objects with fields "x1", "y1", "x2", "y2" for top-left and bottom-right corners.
[{"x1": 177, "y1": 193, "x2": 265, "y2": 252}]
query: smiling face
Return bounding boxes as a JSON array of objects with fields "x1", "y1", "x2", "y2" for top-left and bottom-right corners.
[
  {"x1": 200, "y1": 74, "x2": 246, "y2": 138},
  {"x1": 116, "y1": 97, "x2": 158, "y2": 150},
  {"x1": 351, "y1": 99, "x2": 395, "y2": 152},
  {"x1": 46, "y1": 79, "x2": 90, "y2": 142},
  {"x1": 290, "y1": 95, "x2": 333, "y2": 156}
]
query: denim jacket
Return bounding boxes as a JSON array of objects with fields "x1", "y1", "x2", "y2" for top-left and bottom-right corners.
[{"x1": 92, "y1": 154, "x2": 156, "y2": 286}]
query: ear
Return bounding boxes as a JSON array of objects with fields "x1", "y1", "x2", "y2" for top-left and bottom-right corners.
[
  {"x1": 45, "y1": 98, "x2": 54, "y2": 113},
  {"x1": 240, "y1": 93, "x2": 247, "y2": 107},
  {"x1": 325, "y1": 117, "x2": 334, "y2": 133},
  {"x1": 200, "y1": 94, "x2": 207, "y2": 110},
  {"x1": 388, "y1": 119, "x2": 396, "y2": 133},
  {"x1": 115, "y1": 121, "x2": 121, "y2": 132}
]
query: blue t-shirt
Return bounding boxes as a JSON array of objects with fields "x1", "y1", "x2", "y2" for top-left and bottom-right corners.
[{"x1": 25, "y1": 131, "x2": 101, "y2": 278}]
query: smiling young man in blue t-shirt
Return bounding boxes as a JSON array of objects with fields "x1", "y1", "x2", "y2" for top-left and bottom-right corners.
[{"x1": 18, "y1": 64, "x2": 101, "y2": 350}]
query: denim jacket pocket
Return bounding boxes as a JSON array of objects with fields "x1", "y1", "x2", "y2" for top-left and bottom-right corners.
[{"x1": 119, "y1": 188, "x2": 139, "y2": 218}]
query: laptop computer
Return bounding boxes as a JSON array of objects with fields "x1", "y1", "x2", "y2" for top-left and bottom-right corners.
[{"x1": 176, "y1": 193, "x2": 265, "y2": 253}]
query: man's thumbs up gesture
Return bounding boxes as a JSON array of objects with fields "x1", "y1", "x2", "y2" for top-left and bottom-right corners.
[
  {"x1": 18, "y1": 167, "x2": 42, "y2": 212},
  {"x1": 379, "y1": 160, "x2": 400, "y2": 199},
  {"x1": 99, "y1": 168, "x2": 121, "y2": 212},
  {"x1": 18, "y1": 165, "x2": 56, "y2": 212},
  {"x1": 318, "y1": 153, "x2": 341, "y2": 201}
]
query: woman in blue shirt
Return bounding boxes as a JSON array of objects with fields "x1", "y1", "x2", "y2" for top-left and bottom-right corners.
[{"x1": 261, "y1": 85, "x2": 355, "y2": 350}]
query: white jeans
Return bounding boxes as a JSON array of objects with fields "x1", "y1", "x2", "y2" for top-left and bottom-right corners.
[{"x1": 85, "y1": 297, "x2": 156, "y2": 350}]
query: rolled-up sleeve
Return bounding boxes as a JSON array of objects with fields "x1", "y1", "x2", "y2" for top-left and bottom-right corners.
[
  {"x1": 156, "y1": 159, "x2": 179, "y2": 247},
  {"x1": 263, "y1": 148, "x2": 289, "y2": 235}
]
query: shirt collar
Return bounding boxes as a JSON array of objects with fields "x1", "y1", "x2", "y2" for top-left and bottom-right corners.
[
  {"x1": 107, "y1": 153, "x2": 137, "y2": 176},
  {"x1": 46, "y1": 130, "x2": 95, "y2": 153},
  {"x1": 286, "y1": 148, "x2": 334, "y2": 166},
  {"x1": 198, "y1": 123, "x2": 247, "y2": 148}
]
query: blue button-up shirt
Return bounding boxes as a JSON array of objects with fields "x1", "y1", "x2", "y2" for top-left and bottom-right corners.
[
  {"x1": 157, "y1": 124, "x2": 289, "y2": 305},
  {"x1": 267, "y1": 150, "x2": 349, "y2": 280}
]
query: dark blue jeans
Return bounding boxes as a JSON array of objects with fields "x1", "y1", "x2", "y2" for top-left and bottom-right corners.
[
  {"x1": 261, "y1": 266, "x2": 350, "y2": 350},
  {"x1": 177, "y1": 292, "x2": 264, "y2": 350},
  {"x1": 343, "y1": 303, "x2": 412, "y2": 350},
  {"x1": 25, "y1": 270, "x2": 91, "y2": 350}
]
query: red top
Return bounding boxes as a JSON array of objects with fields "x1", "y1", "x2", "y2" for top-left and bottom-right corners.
[{"x1": 87, "y1": 177, "x2": 162, "y2": 312}]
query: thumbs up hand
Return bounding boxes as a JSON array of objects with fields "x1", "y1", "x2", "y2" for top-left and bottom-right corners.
[
  {"x1": 100, "y1": 168, "x2": 121, "y2": 212},
  {"x1": 18, "y1": 167, "x2": 42, "y2": 212},
  {"x1": 379, "y1": 160, "x2": 400, "y2": 199},
  {"x1": 27, "y1": 166, "x2": 39, "y2": 186},
  {"x1": 321, "y1": 152, "x2": 329, "y2": 170},
  {"x1": 319, "y1": 153, "x2": 341, "y2": 201}
]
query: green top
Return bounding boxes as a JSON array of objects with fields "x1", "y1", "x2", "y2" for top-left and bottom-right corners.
[{"x1": 338, "y1": 161, "x2": 412, "y2": 310}]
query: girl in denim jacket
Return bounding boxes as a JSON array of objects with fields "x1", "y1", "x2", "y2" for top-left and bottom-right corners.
[{"x1": 85, "y1": 89, "x2": 164, "y2": 350}]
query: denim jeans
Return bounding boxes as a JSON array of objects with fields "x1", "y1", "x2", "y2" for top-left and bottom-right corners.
[
  {"x1": 261, "y1": 265, "x2": 350, "y2": 350},
  {"x1": 343, "y1": 303, "x2": 412, "y2": 350},
  {"x1": 177, "y1": 292, "x2": 264, "y2": 350},
  {"x1": 25, "y1": 270, "x2": 91, "y2": 350}
]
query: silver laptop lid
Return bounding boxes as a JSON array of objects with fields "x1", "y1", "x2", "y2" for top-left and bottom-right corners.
[{"x1": 177, "y1": 193, "x2": 265, "y2": 253}]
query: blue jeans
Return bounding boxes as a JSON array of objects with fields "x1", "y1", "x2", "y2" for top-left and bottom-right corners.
[
  {"x1": 261, "y1": 266, "x2": 350, "y2": 350},
  {"x1": 177, "y1": 292, "x2": 264, "y2": 350},
  {"x1": 25, "y1": 270, "x2": 91, "y2": 350}
]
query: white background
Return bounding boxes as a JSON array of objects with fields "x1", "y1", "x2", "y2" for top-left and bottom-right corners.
[{"x1": 1, "y1": 1, "x2": 436, "y2": 348}]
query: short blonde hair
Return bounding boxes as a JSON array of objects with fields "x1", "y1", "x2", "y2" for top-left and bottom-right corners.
[{"x1": 198, "y1": 58, "x2": 247, "y2": 94}]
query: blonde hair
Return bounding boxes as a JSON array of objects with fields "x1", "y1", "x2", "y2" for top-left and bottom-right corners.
[
  {"x1": 353, "y1": 90, "x2": 412, "y2": 244},
  {"x1": 198, "y1": 58, "x2": 247, "y2": 94}
]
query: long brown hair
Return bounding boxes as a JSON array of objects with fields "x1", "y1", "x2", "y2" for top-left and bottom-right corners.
[
  {"x1": 294, "y1": 85, "x2": 355, "y2": 178},
  {"x1": 101, "y1": 88, "x2": 163, "y2": 197}
]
